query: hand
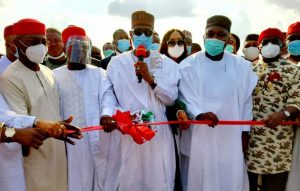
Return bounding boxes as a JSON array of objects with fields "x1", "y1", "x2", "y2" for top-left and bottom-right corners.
[
  {"x1": 242, "y1": 132, "x2": 250, "y2": 153},
  {"x1": 36, "y1": 116, "x2": 83, "y2": 145},
  {"x1": 13, "y1": 128, "x2": 48, "y2": 149},
  {"x1": 177, "y1": 110, "x2": 190, "y2": 130},
  {"x1": 134, "y1": 61, "x2": 153, "y2": 84},
  {"x1": 100, "y1": 115, "x2": 118, "y2": 133},
  {"x1": 264, "y1": 112, "x2": 286, "y2": 129},
  {"x1": 196, "y1": 112, "x2": 219, "y2": 127}
]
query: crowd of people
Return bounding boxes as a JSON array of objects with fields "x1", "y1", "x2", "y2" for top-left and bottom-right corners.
[{"x1": 0, "y1": 9, "x2": 299, "y2": 191}]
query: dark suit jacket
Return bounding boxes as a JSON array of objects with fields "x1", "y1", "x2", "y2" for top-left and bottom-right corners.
[{"x1": 100, "y1": 53, "x2": 116, "y2": 70}]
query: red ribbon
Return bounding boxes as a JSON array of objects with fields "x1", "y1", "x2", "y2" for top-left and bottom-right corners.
[{"x1": 67, "y1": 111, "x2": 300, "y2": 144}]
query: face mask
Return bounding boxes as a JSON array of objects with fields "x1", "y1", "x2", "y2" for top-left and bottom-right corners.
[
  {"x1": 21, "y1": 43, "x2": 48, "y2": 64},
  {"x1": 225, "y1": 44, "x2": 234, "y2": 53},
  {"x1": 149, "y1": 43, "x2": 160, "y2": 50},
  {"x1": 133, "y1": 34, "x2": 153, "y2": 50},
  {"x1": 204, "y1": 38, "x2": 225, "y2": 56},
  {"x1": 243, "y1": 47, "x2": 259, "y2": 61},
  {"x1": 103, "y1": 49, "x2": 115, "y2": 58},
  {"x1": 168, "y1": 45, "x2": 184, "y2": 58},
  {"x1": 117, "y1": 39, "x2": 130, "y2": 53},
  {"x1": 187, "y1": 46, "x2": 192, "y2": 55},
  {"x1": 288, "y1": 40, "x2": 300, "y2": 56},
  {"x1": 261, "y1": 42, "x2": 280, "y2": 58}
]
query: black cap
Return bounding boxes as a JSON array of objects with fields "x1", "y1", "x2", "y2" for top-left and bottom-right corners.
[
  {"x1": 206, "y1": 15, "x2": 231, "y2": 32},
  {"x1": 245, "y1": 34, "x2": 259, "y2": 41}
]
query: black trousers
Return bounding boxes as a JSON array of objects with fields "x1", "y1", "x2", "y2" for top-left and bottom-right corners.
[{"x1": 248, "y1": 171, "x2": 289, "y2": 191}]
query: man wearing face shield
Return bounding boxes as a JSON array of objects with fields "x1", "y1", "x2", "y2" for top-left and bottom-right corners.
[
  {"x1": 53, "y1": 26, "x2": 118, "y2": 191},
  {"x1": 178, "y1": 15, "x2": 258, "y2": 191},
  {"x1": 242, "y1": 34, "x2": 260, "y2": 62},
  {"x1": 104, "y1": 10, "x2": 180, "y2": 191},
  {"x1": 0, "y1": 18, "x2": 73, "y2": 191},
  {"x1": 246, "y1": 28, "x2": 300, "y2": 191},
  {"x1": 0, "y1": 25, "x2": 18, "y2": 75}
]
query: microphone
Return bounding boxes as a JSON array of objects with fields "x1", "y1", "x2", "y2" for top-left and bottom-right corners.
[{"x1": 135, "y1": 45, "x2": 147, "y2": 83}]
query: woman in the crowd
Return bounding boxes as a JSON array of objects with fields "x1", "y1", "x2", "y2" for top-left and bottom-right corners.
[{"x1": 160, "y1": 29, "x2": 190, "y2": 191}]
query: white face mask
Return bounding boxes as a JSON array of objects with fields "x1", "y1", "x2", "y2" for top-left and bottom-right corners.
[
  {"x1": 243, "y1": 47, "x2": 259, "y2": 61},
  {"x1": 261, "y1": 43, "x2": 280, "y2": 59},
  {"x1": 25, "y1": 44, "x2": 48, "y2": 64},
  {"x1": 168, "y1": 45, "x2": 184, "y2": 58}
]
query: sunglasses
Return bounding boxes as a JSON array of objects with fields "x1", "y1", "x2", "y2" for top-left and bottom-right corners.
[
  {"x1": 133, "y1": 28, "x2": 153, "y2": 37},
  {"x1": 261, "y1": 38, "x2": 282, "y2": 46},
  {"x1": 167, "y1": 40, "x2": 185, "y2": 47}
]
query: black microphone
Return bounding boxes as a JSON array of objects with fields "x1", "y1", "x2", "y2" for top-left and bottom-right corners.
[{"x1": 135, "y1": 45, "x2": 147, "y2": 83}]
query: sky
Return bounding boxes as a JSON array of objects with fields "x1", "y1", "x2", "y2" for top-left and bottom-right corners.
[{"x1": 0, "y1": 0, "x2": 299, "y2": 55}]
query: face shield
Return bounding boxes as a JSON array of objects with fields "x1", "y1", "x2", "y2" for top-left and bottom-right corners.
[{"x1": 66, "y1": 35, "x2": 92, "y2": 65}]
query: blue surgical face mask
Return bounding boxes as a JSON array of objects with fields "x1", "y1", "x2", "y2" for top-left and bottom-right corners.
[
  {"x1": 187, "y1": 46, "x2": 192, "y2": 55},
  {"x1": 204, "y1": 38, "x2": 225, "y2": 56},
  {"x1": 103, "y1": 49, "x2": 115, "y2": 58},
  {"x1": 288, "y1": 40, "x2": 300, "y2": 56},
  {"x1": 225, "y1": 44, "x2": 234, "y2": 54},
  {"x1": 133, "y1": 34, "x2": 153, "y2": 50},
  {"x1": 117, "y1": 39, "x2": 130, "y2": 53},
  {"x1": 149, "y1": 43, "x2": 160, "y2": 51}
]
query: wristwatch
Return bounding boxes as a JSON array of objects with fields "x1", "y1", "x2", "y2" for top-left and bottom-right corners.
[
  {"x1": 4, "y1": 127, "x2": 16, "y2": 143},
  {"x1": 283, "y1": 110, "x2": 291, "y2": 118}
]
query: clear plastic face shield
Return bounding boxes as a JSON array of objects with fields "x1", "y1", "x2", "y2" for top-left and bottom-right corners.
[{"x1": 66, "y1": 35, "x2": 92, "y2": 65}]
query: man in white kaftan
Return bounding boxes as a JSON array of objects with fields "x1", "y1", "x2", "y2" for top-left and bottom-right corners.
[
  {"x1": 104, "y1": 11, "x2": 181, "y2": 191},
  {"x1": 54, "y1": 29, "x2": 117, "y2": 191},
  {"x1": 178, "y1": 15, "x2": 258, "y2": 191}
]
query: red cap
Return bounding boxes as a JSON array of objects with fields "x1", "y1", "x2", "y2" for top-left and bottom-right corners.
[
  {"x1": 4, "y1": 25, "x2": 13, "y2": 38},
  {"x1": 287, "y1": 22, "x2": 300, "y2": 36},
  {"x1": 258, "y1": 28, "x2": 284, "y2": 44},
  {"x1": 13, "y1": 18, "x2": 46, "y2": 36},
  {"x1": 62, "y1": 26, "x2": 86, "y2": 45}
]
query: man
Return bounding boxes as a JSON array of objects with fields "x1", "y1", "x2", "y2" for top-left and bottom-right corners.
[
  {"x1": 0, "y1": 18, "x2": 68, "y2": 191},
  {"x1": 100, "y1": 29, "x2": 132, "y2": 70},
  {"x1": 225, "y1": 33, "x2": 240, "y2": 54},
  {"x1": 242, "y1": 34, "x2": 260, "y2": 62},
  {"x1": 246, "y1": 28, "x2": 300, "y2": 191},
  {"x1": 53, "y1": 26, "x2": 117, "y2": 191},
  {"x1": 104, "y1": 10, "x2": 180, "y2": 191},
  {"x1": 0, "y1": 91, "x2": 81, "y2": 191},
  {"x1": 0, "y1": 25, "x2": 17, "y2": 75},
  {"x1": 91, "y1": 45, "x2": 102, "y2": 67},
  {"x1": 191, "y1": 42, "x2": 201, "y2": 54},
  {"x1": 179, "y1": 15, "x2": 258, "y2": 191},
  {"x1": 286, "y1": 22, "x2": 300, "y2": 64},
  {"x1": 183, "y1": 30, "x2": 192, "y2": 55},
  {"x1": 285, "y1": 22, "x2": 300, "y2": 191},
  {"x1": 43, "y1": 28, "x2": 67, "y2": 70}
]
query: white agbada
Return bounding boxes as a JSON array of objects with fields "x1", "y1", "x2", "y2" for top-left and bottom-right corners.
[
  {"x1": 104, "y1": 50, "x2": 180, "y2": 191},
  {"x1": 53, "y1": 65, "x2": 116, "y2": 191},
  {"x1": 0, "y1": 93, "x2": 35, "y2": 191},
  {"x1": 286, "y1": 127, "x2": 300, "y2": 191},
  {"x1": 0, "y1": 55, "x2": 12, "y2": 75},
  {"x1": 179, "y1": 52, "x2": 257, "y2": 191}
]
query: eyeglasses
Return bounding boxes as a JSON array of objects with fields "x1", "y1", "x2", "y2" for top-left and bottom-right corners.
[
  {"x1": 287, "y1": 35, "x2": 300, "y2": 42},
  {"x1": 133, "y1": 28, "x2": 153, "y2": 37},
  {"x1": 261, "y1": 38, "x2": 282, "y2": 46},
  {"x1": 167, "y1": 40, "x2": 185, "y2": 47}
]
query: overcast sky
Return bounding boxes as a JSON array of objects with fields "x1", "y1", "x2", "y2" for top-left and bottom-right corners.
[{"x1": 0, "y1": 0, "x2": 299, "y2": 54}]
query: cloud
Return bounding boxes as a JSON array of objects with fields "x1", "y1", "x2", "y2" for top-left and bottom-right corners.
[
  {"x1": 108, "y1": 0, "x2": 196, "y2": 18},
  {"x1": 265, "y1": 0, "x2": 300, "y2": 12}
]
